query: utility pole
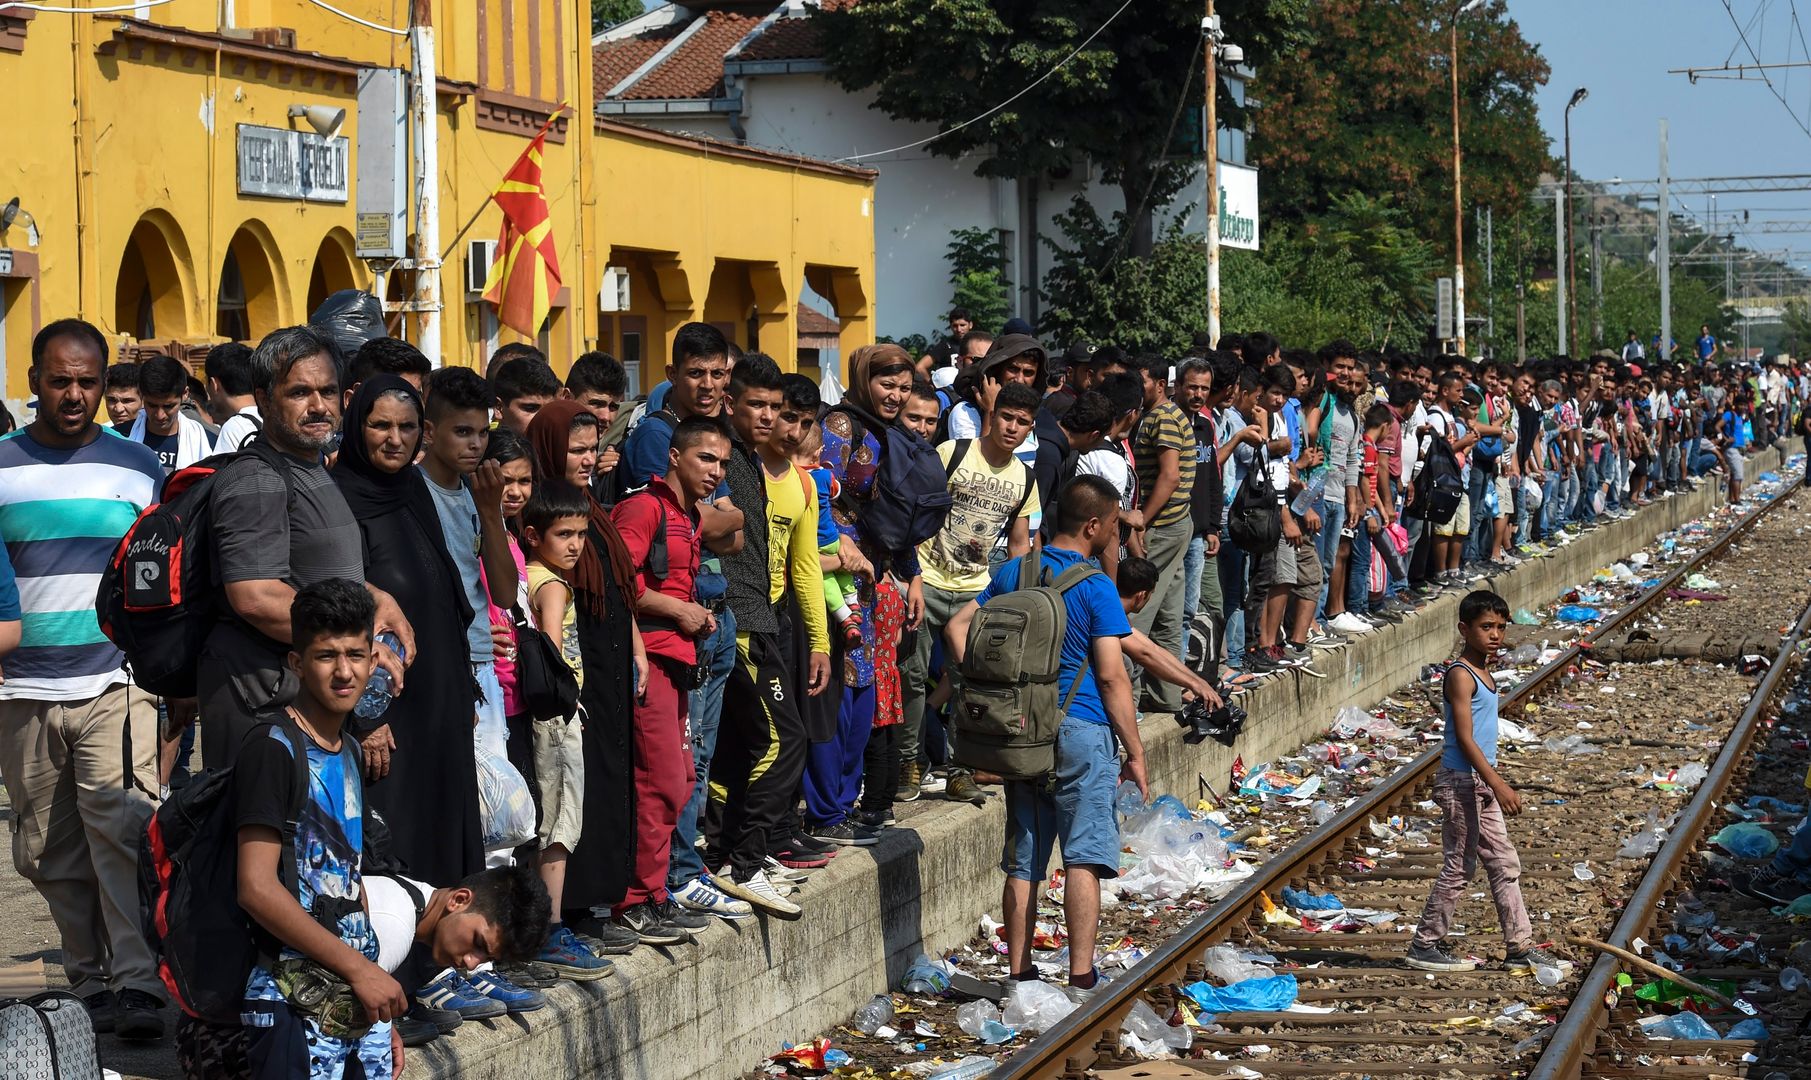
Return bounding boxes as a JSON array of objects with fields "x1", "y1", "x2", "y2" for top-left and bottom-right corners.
[
  {"x1": 1563, "y1": 87, "x2": 1588, "y2": 358},
  {"x1": 1449, "y1": 11, "x2": 1467, "y2": 355},
  {"x1": 1204, "y1": 0, "x2": 1220, "y2": 344},
  {"x1": 410, "y1": 0, "x2": 443, "y2": 363},
  {"x1": 1516, "y1": 284, "x2": 1526, "y2": 363},
  {"x1": 1482, "y1": 205, "x2": 1495, "y2": 349},
  {"x1": 1658, "y1": 119, "x2": 1672, "y2": 365},
  {"x1": 1590, "y1": 213, "x2": 1603, "y2": 348},
  {"x1": 1554, "y1": 182, "x2": 1568, "y2": 356}
]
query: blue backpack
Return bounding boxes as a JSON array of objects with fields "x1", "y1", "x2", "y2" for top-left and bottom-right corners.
[{"x1": 831, "y1": 401, "x2": 955, "y2": 553}]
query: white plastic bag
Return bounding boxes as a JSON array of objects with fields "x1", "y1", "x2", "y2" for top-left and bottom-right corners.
[
  {"x1": 1120, "y1": 998, "x2": 1191, "y2": 1055},
  {"x1": 1001, "y1": 980, "x2": 1077, "y2": 1034},
  {"x1": 475, "y1": 743, "x2": 535, "y2": 850},
  {"x1": 1203, "y1": 944, "x2": 1275, "y2": 986}
]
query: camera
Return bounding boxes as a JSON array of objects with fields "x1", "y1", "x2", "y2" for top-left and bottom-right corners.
[{"x1": 1176, "y1": 698, "x2": 1247, "y2": 746}]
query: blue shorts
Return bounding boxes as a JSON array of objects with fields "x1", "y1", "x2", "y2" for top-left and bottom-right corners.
[
  {"x1": 242, "y1": 997, "x2": 393, "y2": 1080},
  {"x1": 1001, "y1": 716, "x2": 1121, "y2": 882}
]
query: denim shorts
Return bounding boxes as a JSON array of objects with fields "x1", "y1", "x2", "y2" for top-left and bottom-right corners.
[{"x1": 1000, "y1": 716, "x2": 1121, "y2": 882}]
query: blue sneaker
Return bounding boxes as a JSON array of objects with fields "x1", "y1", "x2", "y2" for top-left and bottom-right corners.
[
  {"x1": 416, "y1": 969, "x2": 506, "y2": 1020},
  {"x1": 535, "y1": 924, "x2": 616, "y2": 981},
  {"x1": 465, "y1": 968, "x2": 546, "y2": 1013}
]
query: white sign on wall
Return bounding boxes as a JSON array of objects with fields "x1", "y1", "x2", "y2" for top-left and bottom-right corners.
[
  {"x1": 236, "y1": 124, "x2": 349, "y2": 203},
  {"x1": 1218, "y1": 162, "x2": 1260, "y2": 251}
]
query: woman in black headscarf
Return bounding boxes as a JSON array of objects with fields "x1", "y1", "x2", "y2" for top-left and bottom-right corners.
[{"x1": 333, "y1": 375, "x2": 483, "y2": 885}]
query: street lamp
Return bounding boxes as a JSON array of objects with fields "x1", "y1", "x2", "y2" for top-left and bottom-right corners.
[
  {"x1": 1564, "y1": 85, "x2": 1588, "y2": 356},
  {"x1": 1450, "y1": 0, "x2": 1486, "y2": 356}
]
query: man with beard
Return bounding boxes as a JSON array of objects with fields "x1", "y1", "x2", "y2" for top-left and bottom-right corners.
[{"x1": 198, "y1": 325, "x2": 415, "y2": 767}]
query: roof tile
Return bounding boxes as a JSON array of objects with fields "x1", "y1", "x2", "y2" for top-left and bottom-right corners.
[
  {"x1": 618, "y1": 10, "x2": 765, "y2": 101},
  {"x1": 592, "y1": 27, "x2": 682, "y2": 97},
  {"x1": 736, "y1": 16, "x2": 823, "y2": 62}
]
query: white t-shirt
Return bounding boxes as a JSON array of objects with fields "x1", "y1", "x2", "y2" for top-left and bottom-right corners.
[
  {"x1": 1077, "y1": 447, "x2": 1134, "y2": 511},
  {"x1": 1399, "y1": 402, "x2": 1426, "y2": 483},
  {"x1": 216, "y1": 407, "x2": 262, "y2": 453},
  {"x1": 366, "y1": 874, "x2": 430, "y2": 974},
  {"x1": 948, "y1": 402, "x2": 1039, "y2": 465}
]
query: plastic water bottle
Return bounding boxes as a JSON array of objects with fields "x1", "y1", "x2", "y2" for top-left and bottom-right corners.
[
  {"x1": 1290, "y1": 469, "x2": 1328, "y2": 517},
  {"x1": 852, "y1": 994, "x2": 895, "y2": 1035},
  {"x1": 902, "y1": 955, "x2": 952, "y2": 995},
  {"x1": 353, "y1": 631, "x2": 405, "y2": 720}
]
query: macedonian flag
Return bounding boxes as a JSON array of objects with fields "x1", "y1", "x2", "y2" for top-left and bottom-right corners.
[{"x1": 482, "y1": 124, "x2": 562, "y2": 338}]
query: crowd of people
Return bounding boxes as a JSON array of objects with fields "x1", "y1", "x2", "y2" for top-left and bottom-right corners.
[{"x1": 2, "y1": 304, "x2": 1809, "y2": 1078}]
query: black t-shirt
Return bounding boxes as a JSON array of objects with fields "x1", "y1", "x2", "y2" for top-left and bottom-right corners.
[{"x1": 1515, "y1": 401, "x2": 1540, "y2": 468}]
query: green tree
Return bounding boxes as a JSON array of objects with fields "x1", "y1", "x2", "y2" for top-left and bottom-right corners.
[
  {"x1": 1249, "y1": 0, "x2": 1550, "y2": 265},
  {"x1": 1038, "y1": 198, "x2": 1206, "y2": 353},
  {"x1": 945, "y1": 227, "x2": 1012, "y2": 332},
  {"x1": 1784, "y1": 300, "x2": 1811, "y2": 359},
  {"x1": 815, "y1": 0, "x2": 1309, "y2": 258},
  {"x1": 592, "y1": 0, "x2": 642, "y2": 32}
]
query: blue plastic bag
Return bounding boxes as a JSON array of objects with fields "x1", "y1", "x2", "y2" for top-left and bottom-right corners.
[
  {"x1": 1182, "y1": 974, "x2": 1299, "y2": 1013},
  {"x1": 1641, "y1": 1011, "x2": 1720, "y2": 1040},
  {"x1": 1281, "y1": 886, "x2": 1343, "y2": 912},
  {"x1": 1726, "y1": 1018, "x2": 1769, "y2": 1041},
  {"x1": 1556, "y1": 604, "x2": 1602, "y2": 624},
  {"x1": 1712, "y1": 822, "x2": 1780, "y2": 859}
]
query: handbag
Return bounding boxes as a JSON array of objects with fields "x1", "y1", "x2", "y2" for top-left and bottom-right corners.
[
  {"x1": 1, "y1": 991, "x2": 100, "y2": 1080},
  {"x1": 509, "y1": 607, "x2": 581, "y2": 722}
]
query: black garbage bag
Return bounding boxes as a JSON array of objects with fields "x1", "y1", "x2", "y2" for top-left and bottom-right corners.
[{"x1": 308, "y1": 290, "x2": 386, "y2": 370}]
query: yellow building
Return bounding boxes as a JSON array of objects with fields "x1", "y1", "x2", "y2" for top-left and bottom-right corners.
[{"x1": 0, "y1": 0, "x2": 875, "y2": 405}]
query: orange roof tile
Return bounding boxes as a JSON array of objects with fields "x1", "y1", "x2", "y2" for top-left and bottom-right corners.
[
  {"x1": 619, "y1": 9, "x2": 765, "y2": 101},
  {"x1": 797, "y1": 303, "x2": 840, "y2": 335},
  {"x1": 737, "y1": 16, "x2": 823, "y2": 62},
  {"x1": 592, "y1": 29, "x2": 682, "y2": 98}
]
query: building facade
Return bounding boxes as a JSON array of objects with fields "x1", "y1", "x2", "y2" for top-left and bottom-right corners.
[{"x1": 0, "y1": 0, "x2": 876, "y2": 409}]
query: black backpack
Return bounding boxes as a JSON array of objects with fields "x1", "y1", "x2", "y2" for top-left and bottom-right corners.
[
  {"x1": 1226, "y1": 452, "x2": 1281, "y2": 554},
  {"x1": 95, "y1": 440, "x2": 296, "y2": 698},
  {"x1": 139, "y1": 718, "x2": 310, "y2": 1025},
  {"x1": 831, "y1": 402, "x2": 955, "y2": 552},
  {"x1": 1414, "y1": 432, "x2": 1465, "y2": 525}
]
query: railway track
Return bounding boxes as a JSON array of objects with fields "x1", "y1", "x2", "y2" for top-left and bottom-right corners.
[{"x1": 992, "y1": 473, "x2": 1811, "y2": 1080}]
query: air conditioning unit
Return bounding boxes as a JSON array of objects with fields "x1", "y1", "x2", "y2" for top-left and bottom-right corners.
[
  {"x1": 599, "y1": 265, "x2": 631, "y2": 312},
  {"x1": 466, "y1": 239, "x2": 498, "y2": 296}
]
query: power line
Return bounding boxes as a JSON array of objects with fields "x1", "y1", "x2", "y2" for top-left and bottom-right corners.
[
  {"x1": 836, "y1": 0, "x2": 1139, "y2": 164},
  {"x1": 1716, "y1": 0, "x2": 1811, "y2": 139}
]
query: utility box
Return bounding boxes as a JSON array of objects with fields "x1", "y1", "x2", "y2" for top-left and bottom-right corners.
[{"x1": 356, "y1": 67, "x2": 408, "y2": 260}]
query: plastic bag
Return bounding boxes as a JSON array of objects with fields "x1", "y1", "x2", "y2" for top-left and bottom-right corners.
[
  {"x1": 1120, "y1": 998, "x2": 1191, "y2": 1055},
  {"x1": 1727, "y1": 1018, "x2": 1770, "y2": 1041},
  {"x1": 956, "y1": 1000, "x2": 1011, "y2": 1044},
  {"x1": 1001, "y1": 980, "x2": 1077, "y2": 1034},
  {"x1": 1543, "y1": 734, "x2": 1602, "y2": 756},
  {"x1": 1182, "y1": 973, "x2": 1299, "y2": 1013},
  {"x1": 1619, "y1": 810, "x2": 1670, "y2": 859},
  {"x1": 307, "y1": 289, "x2": 387, "y2": 367},
  {"x1": 1639, "y1": 1011, "x2": 1720, "y2": 1040},
  {"x1": 1281, "y1": 886, "x2": 1343, "y2": 912},
  {"x1": 1556, "y1": 605, "x2": 1602, "y2": 624},
  {"x1": 1712, "y1": 822, "x2": 1780, "y2": 859},
  {"x1": 903, "y1": 954, "x2": 953, "y2": 995},
  {"x1": 475, "y1": 743, "x2": 535, "y2": 850},
  {"x1": 1202, "y1": 945, "x2": 1275, "y2": 987}
]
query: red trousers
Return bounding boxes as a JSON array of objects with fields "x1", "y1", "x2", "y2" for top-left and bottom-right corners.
[{"x1": 623, "y1": 660, "x2": 694, "y2": 907}]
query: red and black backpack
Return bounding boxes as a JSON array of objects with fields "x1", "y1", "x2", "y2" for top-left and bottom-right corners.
[{"x1": 95, "y1": 439, "x2": 296, "y2": 698}]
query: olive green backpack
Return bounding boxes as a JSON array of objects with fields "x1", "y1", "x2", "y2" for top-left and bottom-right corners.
[{"x1": 950, "y1": 550, "x2": 1102, "y2": 781}]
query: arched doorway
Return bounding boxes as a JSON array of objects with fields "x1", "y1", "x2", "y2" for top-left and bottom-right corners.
[
  {"x1": 114, "y1": 211, "x2": 195, "y2": 340},
  {"x1": 306, "y1": 229, "x2": 363, "y2": 318},
  {"x1": 217, "y1": 222, "x2": 287, "y2": 342}
]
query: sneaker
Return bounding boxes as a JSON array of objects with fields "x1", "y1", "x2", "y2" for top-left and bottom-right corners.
[
  {"x1": 611, "y1": 903, "x2": 693, "y2": 946},
  {"x1": 1734, "y1": 866, "x2": 1811, "y2": 906},
  {"x1": 1368, "y1": 607, "x2": 1404, "y2": 625},
  {"x1": 397, "y1": 1014, "x2": 442, "y2": 1047},
  {"x1": 535, "y1": 925, "x2": 618, "y2": 979},
  {"x1": 1244, "y1": 649, "x2": 1280, "y2": 675},
  {"x1": 716, "y1": 869, "x2": 804, "y2": 919},
  {"x1": 114, "y1": 988, "x2": 166, "y2": 1042},
  {"x1": 493, "y1": 961, "x2": 559, "y2": 989},
  {"x1": 569, "y1": 918, "x2": 640, "y2": 956},
  {"x1": 83, "y1": 990, "x2": 117, "y2": 1034},
  {"x1": 1283, "y1": 641, "x2": 1312, "y2": 662},
  {"x1": 465, "y1": 969, "x2": 547, "y2": 1013},
  {"x1": 674, "y1": 876, "x2": 755, "y2": 919},
  {"x1": 811, "y1": 820, "x2": 879, "y2": 846},
  {"x1": 654, "y1": 897, "x2": 714, "y2": 932},
  {"x1": 855, "y1": 807, "x2": 895, "y2": 829},
  {"x1": 762, "y1": 856, "x2": 810, "y2": 886},
  {"x1": 1307, "y1": 628, "x2": 1348, "y2": 650},
  {"x1": 771, "y1": 844, "x2": 832, "y2": 870},
  {"x1": 1404, "y1": 941, "x2": 1477, "y2": 972},
  {"x1": 406, "y1": 1000, "x2": 463, "y2": 1034},
  {"x1": 918, "y1": 770, "x2": 949, "y2": 795},
  {"x1": 418, "y1": 969, "x2": 509, "y2": 1019},
  {"x1": 945, "y1": 771, "x2": 988, "y2": 807},
  {"x1": 1505, "y1": 946, "x2": 1574, "y2": 975},
  {"x1": 786, "y1": 826, "x2": 838, "y2": 857},
  {"x1": 1061, "y1": 971, "x2": 1107, "y2": 1005},
  {"x1": 896, "y1": 760, "x2": 923, "y2": 803},
  {"x1": 1329, "y1": 612, "x2": 1374, "y2": 635}
]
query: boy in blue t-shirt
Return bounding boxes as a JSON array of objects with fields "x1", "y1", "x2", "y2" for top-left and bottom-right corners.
[
  {"x1": 944, "y1": 474, "x2": 1142, "y2": 1005},
  {"x1": 233, "y1": 579, "x2": 406, "y2": 1079}
]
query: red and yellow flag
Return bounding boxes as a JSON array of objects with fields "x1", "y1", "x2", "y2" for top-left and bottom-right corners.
[{"x1": 482, "y1": 125, "x2": 562, "y2": 338}]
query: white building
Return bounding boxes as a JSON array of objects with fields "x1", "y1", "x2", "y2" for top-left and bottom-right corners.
[{"x1": 594, "y1": 0, "x2": 1245, "y2": 343}]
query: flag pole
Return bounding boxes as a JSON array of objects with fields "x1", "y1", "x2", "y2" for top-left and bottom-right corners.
[{"x1": 439, "y1": 103, "x2": 571, "y2": 262}]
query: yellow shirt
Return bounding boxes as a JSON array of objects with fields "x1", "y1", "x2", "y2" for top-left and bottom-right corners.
[
  {"x1": 920, "y1": 439, "x2": 1038, "y2": 595},
  {"x1": 762, "y1": 461, "x2": 831, "y2": 654},
  {"x1": 525, "y1": 562, "x2": 583, "y2": 692}
]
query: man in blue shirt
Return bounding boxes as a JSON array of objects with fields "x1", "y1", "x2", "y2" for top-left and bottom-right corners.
[
  {"x1": 1696, "y1": 325, "x2": 1719, "y2": 363},
  {"x1": 944, "y1": 474, "x2": 1143, "y2": 1006}
]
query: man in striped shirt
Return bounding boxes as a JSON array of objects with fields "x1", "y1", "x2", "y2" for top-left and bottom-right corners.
[{"x1": 0, "y1": 319, "x2": 167, "y2": 1041}]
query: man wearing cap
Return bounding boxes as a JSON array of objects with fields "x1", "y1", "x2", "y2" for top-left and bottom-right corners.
[{"x1": 1045, "y1": 343, "x2": 1095, "y2": 420}]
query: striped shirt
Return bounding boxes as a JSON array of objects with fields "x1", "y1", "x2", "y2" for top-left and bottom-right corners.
[
  {"x1": 0, "y1": 428, "x2": 162, "y2": 701},
  {"x1": 1133, "y1": 400, "x2": 1197, "y2": 529}
]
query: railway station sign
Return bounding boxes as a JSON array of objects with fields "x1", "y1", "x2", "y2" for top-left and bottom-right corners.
[{"x1": 236, "y1": 123, "x2": 349, "y2": 203}]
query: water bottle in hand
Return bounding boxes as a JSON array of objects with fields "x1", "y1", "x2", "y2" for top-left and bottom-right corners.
[
  {"x1": 1290, "y1": 469, "x2": 1328, "y2": 517},
  {"x1": 354, "y1": 631, "x2": 406, "y2": 720}
]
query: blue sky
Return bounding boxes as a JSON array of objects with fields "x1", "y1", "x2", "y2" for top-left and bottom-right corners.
[{"x1": 1515, "y1": 0, "x2": 1811, "y2": 270}]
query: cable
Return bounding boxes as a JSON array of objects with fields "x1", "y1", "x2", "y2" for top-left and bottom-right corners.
[
  {"x1": 0, "y1": 0, "x2": 173, "y2": 12},
  {"x1": 836, "y1": 0, "x2": 1138, "y2": 163},
  {"x1": 301, "y1": 0, "x2": 407, "y2": 36},
  {"x1": 1720, "y1": 0, "x2": 1811, "y2": 139}
]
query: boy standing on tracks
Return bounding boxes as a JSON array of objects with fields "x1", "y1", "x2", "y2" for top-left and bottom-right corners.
[{"x1": 1406, "y1": 590, "x2": 1575, "y2": 976}]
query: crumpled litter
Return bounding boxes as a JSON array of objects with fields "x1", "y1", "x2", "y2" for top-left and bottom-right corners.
[
  {"x1": 955, "y1": 1000, "x2": 1013, "y2": 1045},
  {"x1": 1281, "y1": 886, "x2": 1343, "y2": 912},
  {"x1": 1201, "y1": 945, "x2": 1276, "y2": 986},
  {"x1": 1331, "y1": 706, "x2": 1409, "y2": 741},
  {"x1": 1619, "y1": 809, "x2": 1674, "y2": 858},
  {"x1": 1120, "y1": 999, "x2": 1192, "y2": 1056},
  {"x1": 1542, "y1": 734, "x2": 1602, "y2": 756},
  {"x1": 1644, "y1": 763, "x2": 1709, "y2": 792},
  {"x1": 1639, "y1": 1011, "x2": 1720, "y2": 1040},
  {"x1": 1712, "y1": 822, "x2": 1780, "y2": 859},
  {"x1": 1000, "y1": 980, "x2": 1076, "y2": 1034},
  {"x1": 1556, "y1": 605, "x2": 1602, "y2": 624},
  {"x1": 1182, "y1": 973, "x2": 1299, "y2": 1013}
]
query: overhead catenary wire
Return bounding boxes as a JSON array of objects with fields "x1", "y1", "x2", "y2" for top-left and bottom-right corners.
[
  {"x1": 301, "y1": 0, "x2": 407, "y2": 36},
  {"x1": 835, "y1": 0, "x2": 1138, "y2": 164},
  {"x1": 0, "y1": 0, "x2": 172, "y2": 13},
  {"x1": 1719, "y1": 0, "x2": 1811, "y2": 140}
]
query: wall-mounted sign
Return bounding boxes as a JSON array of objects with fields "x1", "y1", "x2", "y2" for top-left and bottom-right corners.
[
  {"x1": 236, "y1": 123, "x2": 349, "y2": 203},
  {"x1": 1218, "y1": 162, "x2": 1260, "y2": 251}
]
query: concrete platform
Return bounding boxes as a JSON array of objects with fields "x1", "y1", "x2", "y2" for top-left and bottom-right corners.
[{"x1": 417, "y1": 457, "x2": 1775, "y2": 1080}]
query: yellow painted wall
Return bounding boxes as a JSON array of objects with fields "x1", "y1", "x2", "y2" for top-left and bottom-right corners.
[{"x1": 0, "y1": 1, "x2": 874, "y2": 403}]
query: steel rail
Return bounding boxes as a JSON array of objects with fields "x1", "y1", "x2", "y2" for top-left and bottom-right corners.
[
  {"x1": 991, "y1": 475, "x2": 1804, "y2": 1079},
  {"x1": 1529, "y1": 587, "x2": 1811, "y2": 1079}
]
